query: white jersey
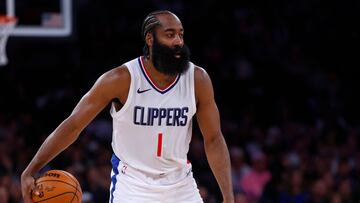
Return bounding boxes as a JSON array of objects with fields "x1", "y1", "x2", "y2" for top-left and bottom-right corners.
[{"x1": 110, "y1": 56, "x2": 196, "y2": 176}]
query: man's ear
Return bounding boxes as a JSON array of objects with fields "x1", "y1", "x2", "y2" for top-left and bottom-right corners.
[{"x1": 145, "y1": 33, "x2": 153, "y2": 46}]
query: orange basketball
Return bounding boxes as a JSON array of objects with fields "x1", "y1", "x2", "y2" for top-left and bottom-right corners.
[{"x1": 31, "y1": 170, "x2": 82, "y2": 203}]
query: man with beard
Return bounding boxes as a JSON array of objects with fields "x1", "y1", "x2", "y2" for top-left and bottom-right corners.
[{"x1": 21, "y1": 10, "x2": 234, "y2": 203}]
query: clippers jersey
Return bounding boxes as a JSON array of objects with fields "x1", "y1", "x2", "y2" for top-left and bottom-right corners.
[{"x1": 110, "y1": 56, "x2": 196, "y2": 176}]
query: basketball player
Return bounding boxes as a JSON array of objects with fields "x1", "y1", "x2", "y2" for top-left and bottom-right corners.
[{"x1": 21, "y1": 10, "x2": 234, "y2": 203}]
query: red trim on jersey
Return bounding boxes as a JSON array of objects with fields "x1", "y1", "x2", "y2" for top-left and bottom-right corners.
[{"x1": 140, "y1": 56, "x2": 179, "y2": 92}]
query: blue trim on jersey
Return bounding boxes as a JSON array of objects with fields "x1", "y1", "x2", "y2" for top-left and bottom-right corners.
[
  {"x1": 137, "y1": 57, "x2": 180, "y2": 94},
  {"x1": 110, "y1": 154, "x2": 120, "y2": 203}
]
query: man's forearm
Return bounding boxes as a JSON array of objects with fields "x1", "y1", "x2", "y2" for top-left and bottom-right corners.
[
  {"x1": 24, "y1": 117, "x2": 80, "y2": 176},
  {"x1": 204, "y1": 135, "x2": 234, "y2": 201}
]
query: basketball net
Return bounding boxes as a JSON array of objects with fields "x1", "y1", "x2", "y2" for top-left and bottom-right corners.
[{"x1": 0, "y1": 15, "x2": 17, "y2": 66}]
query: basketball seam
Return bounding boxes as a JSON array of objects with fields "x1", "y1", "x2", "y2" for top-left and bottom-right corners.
[
  {"x1": 70, "y1": 191, "x2": 76, "y2": 203},
  {"x1": 33, "y1": 192, "x2": 76, "y2": 203},
  {"x1": 61, "y1": 171, "x2": 82, "y2": 195},
  {"x1": 73, "y1": 191, "x2": 80, "y2": 202},
  {"x1": 61, "y1": 171, "x2": 79, "y2": 187}
]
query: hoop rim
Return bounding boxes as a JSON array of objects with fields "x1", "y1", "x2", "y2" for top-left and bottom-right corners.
[{"x1": 0, "y1": 15, "x2": 17, "y2": 24}]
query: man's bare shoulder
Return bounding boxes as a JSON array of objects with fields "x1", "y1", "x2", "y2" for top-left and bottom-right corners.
[
  {"x1": 92, "y1": 65, "x2": 131, "y2": 101},
  {"x1": 101, "y1": 65, "x2": 130, "y2": 85},
  {"x1": 194, "y1": 65, "x2": 214, "y2": 104},
  {"x1": 194, "y1": 65, "x2": 211, "y2": 84}
]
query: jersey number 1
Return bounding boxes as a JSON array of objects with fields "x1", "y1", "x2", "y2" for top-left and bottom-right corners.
[{"x1": 157, "y1": 133, "x2": 163, "y2": 157}]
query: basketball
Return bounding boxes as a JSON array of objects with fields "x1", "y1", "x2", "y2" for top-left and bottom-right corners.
[{"x1": 31, "y1": 170, "x2": 82, "y2": 203}]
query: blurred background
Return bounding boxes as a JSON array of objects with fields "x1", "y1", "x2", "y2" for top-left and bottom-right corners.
[{"x1": 0, "y1": 0, "x2": 360, "y2": 202}]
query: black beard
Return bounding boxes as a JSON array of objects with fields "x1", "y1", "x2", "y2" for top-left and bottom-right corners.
[{"x1": 151, "y1": 37, "x2": 190, "y2": 76}]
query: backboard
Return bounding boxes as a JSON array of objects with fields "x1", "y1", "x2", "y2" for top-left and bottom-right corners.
[{"x1": 3, "y1": 0, "x2": 72, "y2": 37}]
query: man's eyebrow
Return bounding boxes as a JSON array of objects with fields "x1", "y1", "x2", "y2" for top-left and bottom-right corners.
[{"x1": 164, "y1": 28, "x2": 184, "y2": 32}]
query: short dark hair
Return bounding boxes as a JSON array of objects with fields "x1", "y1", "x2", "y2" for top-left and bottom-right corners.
[{"x1": 142, "y1": 10, "x2": 174, "y2": 58}]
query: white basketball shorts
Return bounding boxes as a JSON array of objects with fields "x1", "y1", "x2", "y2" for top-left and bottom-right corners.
[{"x1": 109, "y1": 154, "x2": 204, "y2": 203}]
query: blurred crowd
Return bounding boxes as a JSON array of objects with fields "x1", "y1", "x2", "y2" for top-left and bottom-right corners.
[{"x1": 1, "y1": 0, "x2": 360, "y2": 202}]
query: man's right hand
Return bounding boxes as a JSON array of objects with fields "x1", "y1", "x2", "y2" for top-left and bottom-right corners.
[{"x1": 21, "y1": 171, "x2": 37, "y2": 203}]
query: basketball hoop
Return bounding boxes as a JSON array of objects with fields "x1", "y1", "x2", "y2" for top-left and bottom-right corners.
[{"x1": 0, "y1": 15, "x2": 17, "y2": 66}]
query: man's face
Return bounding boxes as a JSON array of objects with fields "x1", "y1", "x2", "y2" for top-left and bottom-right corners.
[{"x1": 151, "y1": 33, "x2": 190, "y2": 75}]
